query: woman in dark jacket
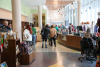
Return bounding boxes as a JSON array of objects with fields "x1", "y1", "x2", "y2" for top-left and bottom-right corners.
[{"x1": 41, "y1": 25, "x2": 50, "y2": 48}]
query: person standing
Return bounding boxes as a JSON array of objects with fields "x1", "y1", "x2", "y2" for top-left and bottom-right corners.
[
  {"x1": 32, "y1": 24, "x2": 36, "y2": 50},
  {"x1": 94, "y1": 23, "x2": 99, "y2": 34},
  {"x1": 55, "y1": 25, "x2": 59, "y2": 37},
  {"x1": 41, "y1": 25, "x2": 50, "y2": 48},
  {"x1": 50, "y1": 25, "x2": 57, "y2": 47},
  {"x1": 23, "y1": 25, "x2": 33, "y2": 47},
  {"x1": 8, "y1": 23, "x2": 12, "y2": 30}
]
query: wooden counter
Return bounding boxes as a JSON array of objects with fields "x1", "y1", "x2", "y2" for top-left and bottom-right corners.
[
  {"x1": 58, "y1": 34, "x2": 82, "y2": 50},
  {"x1": 35, "y1": 27, "x2": 42, "y2": 42}
]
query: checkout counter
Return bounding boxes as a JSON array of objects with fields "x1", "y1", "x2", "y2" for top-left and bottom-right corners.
[{"x1": 58, "y1": 33, "x2": 82, "y2": 50}]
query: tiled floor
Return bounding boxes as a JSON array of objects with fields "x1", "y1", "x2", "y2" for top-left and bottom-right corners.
[{"x1": 20, "y1": 41, "x2": 96, "y2": 67}]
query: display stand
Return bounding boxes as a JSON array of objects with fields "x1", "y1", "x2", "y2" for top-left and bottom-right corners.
[
  {"x1": 1, "y1": 39, "x2": 20, "y2": 67},
  {"x1": 20, "y1": 50, "x2": 36, "y2": 65}
]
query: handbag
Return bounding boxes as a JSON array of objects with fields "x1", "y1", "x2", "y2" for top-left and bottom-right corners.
[
  {"x1": 54, "y1": 35, "x2": 57, "y2": 39},
  {"x1": 41, "y1": 28, "x2": 44, "y2": 35}
]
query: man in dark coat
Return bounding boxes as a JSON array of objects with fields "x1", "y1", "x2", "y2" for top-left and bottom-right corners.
[{"x1": 41, "y1": 25, "x2": 50, "y2": 48}]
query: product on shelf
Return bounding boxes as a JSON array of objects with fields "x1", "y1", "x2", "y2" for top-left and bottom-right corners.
[
  {"x1": 16, "y1": 58, "x2": 18, "y2": 65},
  {"x1": 0, "y1": 33, "x2": 3, "y2": 53},
  {"x1": 20, "y1": 42, "x2": 29, "y2": 54},
  {"x1": 16, "y1": 45, "x2": 19, "y2": 54}
]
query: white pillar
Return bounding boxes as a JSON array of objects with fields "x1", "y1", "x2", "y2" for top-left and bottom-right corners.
[
  {"x1": 11, "y1": 0, "x2": 22, "y2": 41},
  {"x1": 38, "y1": 6, "x2": 42, "y2": 28},
  {"x1": 78, "y1": 0, "x2": 82, "y2": 26}
]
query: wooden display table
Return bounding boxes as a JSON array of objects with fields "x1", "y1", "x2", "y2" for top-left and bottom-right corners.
[
  {"x1": 20, "y1": 50, "x2": 36, "y2": 65},
  {"x1": 58, "y1": 34, "x2": 82, "y2": 50}
]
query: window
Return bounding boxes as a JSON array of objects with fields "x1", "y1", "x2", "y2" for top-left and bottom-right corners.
[{"x1": 65, "y1": 2, "x2": 78, "y2": 26}]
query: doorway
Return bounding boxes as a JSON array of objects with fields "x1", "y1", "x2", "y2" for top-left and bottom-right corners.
[{"x1": 33, "y1": 13, "x2": 45, "y2": 27}]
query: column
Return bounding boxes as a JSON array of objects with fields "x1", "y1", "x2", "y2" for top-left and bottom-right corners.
[
  {"x1": 78, "y1": 0, "x2": 82, "y2": 26},
  {"x1": 62, "y1": 7, "x2": 65, "y2": 25},
  {"x1": 11, "y1": 0, "x2": 22, "y2": 41},
  {"x1": 38, "y1": 6, "x2": 42, "y2": 28}
]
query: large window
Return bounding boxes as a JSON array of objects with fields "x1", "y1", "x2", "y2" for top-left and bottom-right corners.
[
  {"x1": 81, "y1": 0, "x2": 100, "y2": 32},
  {"x1": 65, "y1": 2, "x2": 78, "y2": 26}
]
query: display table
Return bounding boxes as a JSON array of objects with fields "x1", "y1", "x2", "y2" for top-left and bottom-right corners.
[
  {"x1": 58, "y1": 34, "x2": 82, "y2": 50},
  {"x1": 20, "y1": 50, "x2": 36, "y2": 65}
]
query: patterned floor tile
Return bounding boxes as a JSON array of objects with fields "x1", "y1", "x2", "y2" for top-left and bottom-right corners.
[
  {"x1": 49, "y1": 63, "x2": 65, "y2": 67},
  {"x1": 20, "y1": 42, "x2": 96, "y2": 67}
]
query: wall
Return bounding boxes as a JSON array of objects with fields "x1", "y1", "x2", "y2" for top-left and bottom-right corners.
[
  {"x1": 0, "y1": 8, "x2": 26, "y2": 21},
  {"x1": 0, "y1": 0, "x2": 47, "y2": 23},
  {"x1": 0, "y1": 0, "x2": 31, "y2": 22},
  {"x1": 31, "y1": 9, "x2": 47, "y2": 25}
]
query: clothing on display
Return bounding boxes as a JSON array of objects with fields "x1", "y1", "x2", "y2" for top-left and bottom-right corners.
[{"x1": 97, "y1": 18, "x2": 100, "y2": 32}]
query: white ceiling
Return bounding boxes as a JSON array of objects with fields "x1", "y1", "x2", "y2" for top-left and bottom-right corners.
[
  {"x1": 21, "y1": 0, "x2": 77, "y2": 9},
  {"x1": 21, "y1": 0, "x2": 46, "y2": 9}
]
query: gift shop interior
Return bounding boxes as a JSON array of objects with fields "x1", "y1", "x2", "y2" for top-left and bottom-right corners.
[{"x1": 0, "y1": 0, "x2": 100, "y2": 67}]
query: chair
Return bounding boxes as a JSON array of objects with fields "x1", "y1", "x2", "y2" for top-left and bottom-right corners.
[{"x1": 79, "y1": 39, "x2": 96, "y2": 63}]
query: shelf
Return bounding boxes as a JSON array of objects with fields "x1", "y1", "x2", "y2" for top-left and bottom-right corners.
[
  {"x1": 16, "y1": 51, "x2": 20, "y2": 55},
  {"x1": 7, "y1": 38, "x2": 20, "y2": 41},
  {"x1": 16, "y1": 38, "x2": 20, "y2": 41}
]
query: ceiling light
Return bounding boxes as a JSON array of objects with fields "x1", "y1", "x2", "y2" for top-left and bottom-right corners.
[
  {"x1": 71, "y1": 3, "x2": 75, "y2": 9},
  {"x1": 43, "y1": 5, "x2": 47, "y2": 9}
]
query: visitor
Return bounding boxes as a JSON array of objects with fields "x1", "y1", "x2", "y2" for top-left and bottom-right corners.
[
  {"x1": 49, "y1": 25, "x2": 57, "y2": 47},
  {"x1": 23, "y1": 24, "x2": 33, "y2": 47},
  {"x1": 8, "y1": 23, "x2": 12, "y2": 30},
  {"x1": 94, "y1": 23, "x2": 99, "y2": 34},
  {"x1": 32, "y1": 24, "x2": 36, "y2": 50},
  {"x1": 41, "y1": 24, "x2": 50, "y2": 48},
  {"x1": 55, "y1": 25, "x2": 59, "y2": 37}
]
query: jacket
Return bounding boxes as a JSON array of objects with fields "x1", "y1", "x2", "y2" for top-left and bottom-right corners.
[
  {"x1": 41, "y1": 27, "x2": 50, "y2": 38},
  {"x1": 23, "y1": 29, "x2": 32, "y2": 41},
  {"x1": 0, "y1": 25, "x2": 11, "y2": 32},
  {"x1": 50, "y1": 28, "x2": 57, "y2": 38}
]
